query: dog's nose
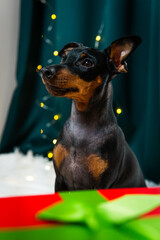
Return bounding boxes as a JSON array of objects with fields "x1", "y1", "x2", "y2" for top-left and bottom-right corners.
[{"x1": 41, "y1": 67, "x2": 55, "y2": 79}]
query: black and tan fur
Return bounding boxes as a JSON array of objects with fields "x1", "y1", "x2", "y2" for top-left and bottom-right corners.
[{"x1": 41, "y1": 36, "x2": 146, "y2": 191}]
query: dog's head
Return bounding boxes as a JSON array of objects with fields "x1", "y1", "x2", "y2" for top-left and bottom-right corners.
[{"x1": 41, "y1": 36, "x2": 141, "y2": 110}]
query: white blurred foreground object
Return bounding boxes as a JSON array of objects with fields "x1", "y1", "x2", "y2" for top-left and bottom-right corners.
[
  {"x1": 0, "y1": 149, "x2": 158, "y2": 197},
  {"x1": 0, "y1": 149, "x2": 55, "y2": 197}
]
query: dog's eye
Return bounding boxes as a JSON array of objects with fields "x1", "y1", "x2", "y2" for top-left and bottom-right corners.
[{"x1": 81, "y1": 59, "x2": 94, "y2": 67}]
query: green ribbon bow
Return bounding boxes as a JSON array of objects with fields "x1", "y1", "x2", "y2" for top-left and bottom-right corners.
[{"x1": 38, "y1": 191, "x2": 160, "y2": 240}]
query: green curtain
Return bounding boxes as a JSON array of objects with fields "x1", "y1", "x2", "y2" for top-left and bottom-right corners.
[{"x1": 1, "y1": 0, "x2": 160, "y2": 183}]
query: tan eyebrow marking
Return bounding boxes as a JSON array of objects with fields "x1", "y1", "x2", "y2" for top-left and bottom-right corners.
[{"x1": 80, "y1": 53, "x2": 87, "y2": 58}]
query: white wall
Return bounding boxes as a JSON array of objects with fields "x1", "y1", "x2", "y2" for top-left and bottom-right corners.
[{"x1": 0, "y1": 0, "x2": 20, "y2": 140}]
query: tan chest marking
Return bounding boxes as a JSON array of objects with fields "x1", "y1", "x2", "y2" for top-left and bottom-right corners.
[
  {"x1": 53, "y1": 144, "x2": 68, "y2": 168},
  {"x1": 85, "y1": 154, "x2": 108, "y2": 179}
]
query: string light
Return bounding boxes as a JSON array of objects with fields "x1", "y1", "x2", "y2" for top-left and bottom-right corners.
[
  {"x1": 47, "y1": 25, "x2": 53, "y2": 32},
  {"x1": 95, "y1": 35, "x2": 101, "y2": 41},
  {"x1": 47, "y1": 59, "x2": 53, "y2": 64},
  {"x1": 37, "y1": 65, "x2": 42, "y2": 70},
  {"x1": 42, "y1": 95, "x2": 52, "y2": 101},
  {"x1": 116, "y1": 108, "x2": 122, "y2": 114},
  {"x1": 53, "y1": 50, "x2": 58, "y2": 56},
  {"x1": 36, "y1": 4, "x2": 59, "y2": 155},
  {"x1": 42, "y1": 134, "x2": 47, "y2": 139},
  {"x1": 40, "y1": 102, "x2": 44, "y2": 108},
  {"x1": 94, "y1": 22, "x2": 104, "y2": 49},
  {"x1": 44, "y1": 37, "x2": 53, "y2": 46},
  {"x1": 53, "y1": 139, "x2": 57, "y2": 144},
  {"x1": 40, "y1": 0, "x2": 46, "y2": 4},
  {"x1": 54, "y1": 114, "x2": 59, "y2": 120},
  {"x1": 36, "y1": 65, "x2": 42, "y2": 72},
  {"x1": 48, "y1": 152, "x2": 53, "y2": 158},
  {"x1": 37, "y1": 2, "x2": 109, "y2": 159},
  {"x1": 51, "y1": 14, "x2": 56, "y2": 20}
]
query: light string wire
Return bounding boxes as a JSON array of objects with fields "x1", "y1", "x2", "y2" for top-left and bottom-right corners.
[{"x1": 35, "y1": 1, "x2": 60, "y2": 158}]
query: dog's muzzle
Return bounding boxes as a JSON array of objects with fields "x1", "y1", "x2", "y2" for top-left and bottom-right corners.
[{"x1": 41, "y1": 66, "x2": 56, "y2": 80}]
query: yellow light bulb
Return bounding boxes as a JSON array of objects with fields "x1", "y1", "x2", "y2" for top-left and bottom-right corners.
[
  {"x1": 51, "y1": 14, "x2": 56, "y2": 20},
  {"x1": 54, "y1": 114, "x2": 59, "y2": 120},
  {"x1": 95, "y1": 35, "x2": 101, "y2": 41},
  {"x1": 116, "y1": 108, "x2": 122, "y2": 114},
  {"x1": 37, "y1": 65, "x2": 42, "y2": 70},
  {"x1": 41, "y1": 129, "x2": 43, "y2": 134},
  {"x1": 53, "y1": 51, "x2": 58, "y2": 56},
  {"x1": 40, "y1": 102, "x2": 44, "y2": 107},
  {"x1": 48, "y1": 152, "x2": 53, "y2": 158},
  {"x1": 53, "y1": 139, "x2": 57, "y2": 144}
]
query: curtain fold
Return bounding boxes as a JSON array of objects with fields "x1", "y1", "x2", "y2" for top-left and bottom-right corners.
[{"x1": 1, "y1": 0, "x2": 160, "y2": 182}]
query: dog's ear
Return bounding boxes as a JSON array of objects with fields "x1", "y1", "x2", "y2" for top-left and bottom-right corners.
[
  {"x1": 104, "y1": 36, "x2": 142, "y2": 73},
  {"x1": 59, "y1": 42, "x2": 83, "y2": 57}
]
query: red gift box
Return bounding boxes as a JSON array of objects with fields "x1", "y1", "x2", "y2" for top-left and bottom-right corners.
[{"x1": 0, "y1": 188, "x2": 160, "y2": 240}]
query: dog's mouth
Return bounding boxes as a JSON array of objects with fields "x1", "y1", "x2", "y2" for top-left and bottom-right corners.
[
  {"x1": 41, "y1": 68, "x2": 81, "y2": 97},
  {"x1": 44, "y1": 82, "x2": 79, "y2": 96}
]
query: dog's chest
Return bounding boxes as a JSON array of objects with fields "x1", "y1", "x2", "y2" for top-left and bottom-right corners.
[{"x1": 53, "y1": 126, "x2": 109, "y2": 189}]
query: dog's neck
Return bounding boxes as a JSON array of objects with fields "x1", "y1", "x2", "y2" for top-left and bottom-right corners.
[{"x1": 71, "y1": 81, "x2": 117, "y2": 128}]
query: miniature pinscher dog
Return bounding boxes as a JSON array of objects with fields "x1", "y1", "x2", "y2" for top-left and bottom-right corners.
[{"x1": 41, "y1": 36, "x2": 146, "y2": 191}]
